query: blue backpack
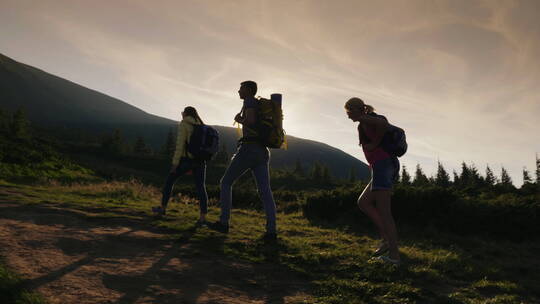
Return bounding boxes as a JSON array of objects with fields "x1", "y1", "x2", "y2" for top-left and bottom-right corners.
[
  {"x1": 360, "y1": 113, "x2": 408, "y2": 157},
  {"x1": 381, "y1": 124, "x2": 407, "y2": 157},
  {"x1": 187, "y1": 125, "x2": 220, "y2": 161}
]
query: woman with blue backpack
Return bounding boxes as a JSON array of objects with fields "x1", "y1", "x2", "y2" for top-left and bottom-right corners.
[
  {"x1": 345, "y1": 97, "x2": 407, "y2": 265},
  {"x1": 152, "y1": 106, "x2": 211, "y2": 227}
]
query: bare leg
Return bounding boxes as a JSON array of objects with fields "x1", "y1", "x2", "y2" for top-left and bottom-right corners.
[
  {"x1": 373, "y1": 190, "x2": 400, "y2": 260},
  {"x1": 357, "y1": 182, "x2": 388, "y2": 242}
]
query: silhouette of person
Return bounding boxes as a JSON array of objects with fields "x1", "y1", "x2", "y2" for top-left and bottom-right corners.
[
  {"x1": 153, "y1": 106, "x2": 208, "y2": 226},
  {"x1": 345, "y1": 97, "x2": 401, "y2": 265},
  {"x1": 210, "y1": 81, "x2": 278, "y2": 241}
]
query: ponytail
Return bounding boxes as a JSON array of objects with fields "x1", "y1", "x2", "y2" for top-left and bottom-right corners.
[
  {"x1": 345, "y1": 97, "x2": 375, "y2": 114},
  {"x1": 364, "y1": 104, "x2": 375, "y2": 114}
]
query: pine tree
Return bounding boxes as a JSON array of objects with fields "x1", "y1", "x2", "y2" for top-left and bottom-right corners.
[
  {"x1": 101, "y1": 129, "x2": 124, "y2": 154},
  {"x1": 11, "y1": 108, "x2": 31, "y2": 140},
  {"x1": 469, "y1": 164, "x2": 484, "y2": 187},
  {"x1": 161, "y1": 127, "x2": 176, "y2": 158},
  {"x1": 485, "y1": 165, "x2": 496, "y2": 186},
  {"x1": 536, "y1": 154, "x2": 540, "y2": 185},
  {"x1": 113, "y1": 129, "x2": 124, "y2": 153},
  {"x1": 134, "y1": 136, "x2": 149, "y2": 155},
  {"x1": 348, "y1": 167, "x2": 357, "y2": 182},
  {"x1": 294, "y1": 158, "x2": 305, "y2": 177},
  {"x1": 400, "y1": 165, "x2": 411, "y2": 185},
  {"x1": 435, "y1": 161, "x2": 450, "y2": 187},
  {"x1": 523, "y1": 167, "x2": 533, "y2": 185},
  {"x1": 321, "y1": 165, "x2": 332, "y2": 182},
  {"x1": 452, "y1": 170, "x2": 459, "y2": 185},
  {"x1": 500, "y1": 166, "x2": 513, "y2": 186},
  {"x1": 458, "y1": 161, "x2": 471, "y2": 187},
  {"x1": 311, "y1": 161, "x2": 322, "y2": 181},
  {"x1": 413, "y1": 164, "x2": 429, "y2": 186}
]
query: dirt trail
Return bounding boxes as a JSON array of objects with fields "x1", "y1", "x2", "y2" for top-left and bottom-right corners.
[{"x1": 0, "y1": 196, "x2": 311, "y2": 303}]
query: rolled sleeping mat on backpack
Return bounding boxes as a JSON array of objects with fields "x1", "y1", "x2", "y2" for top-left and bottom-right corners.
[
  {"x1": 271, "y1": 93, "x2": 283, "y2": 129},
  {"x1": 270, "y1": 93, "x2": 282, "y2": 107}
]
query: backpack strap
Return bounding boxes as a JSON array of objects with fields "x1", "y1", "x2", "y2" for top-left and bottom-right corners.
[
  {"x1": 238, "y1": 102, "x2": 262, "y2": 145},
  {"x1": 357, "y1": 112, "x2": 388, "y2": 145}
]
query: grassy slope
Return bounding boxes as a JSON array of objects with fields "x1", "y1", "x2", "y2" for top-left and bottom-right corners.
[{"x1": 1, "y1": 180, "x2": 538, "y2": 304}]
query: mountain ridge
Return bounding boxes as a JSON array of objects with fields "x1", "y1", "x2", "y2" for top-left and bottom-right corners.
[{"x1": 0, "y1": 52, "x2": 369, "y2": 179}]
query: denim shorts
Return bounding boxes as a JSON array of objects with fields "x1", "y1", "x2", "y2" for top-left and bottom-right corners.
[{"x1": 371, "y1": 157, "x2": 400, "y2": 191}]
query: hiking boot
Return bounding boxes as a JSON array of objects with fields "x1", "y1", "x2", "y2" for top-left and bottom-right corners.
[
  {"x1": 152, "y1": 206, "x2": 166, "y2": 217},
  {"x1": 209, "y1": 221, "x2": 229, "y2": 233}
]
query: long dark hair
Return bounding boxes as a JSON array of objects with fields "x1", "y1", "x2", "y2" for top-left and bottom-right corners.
[{"x1": 183, "y1": 106, "x2": 205, "y2": 125}]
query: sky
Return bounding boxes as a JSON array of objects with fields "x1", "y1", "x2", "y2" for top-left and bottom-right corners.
[{"x1": 1, "y1": 0, "x2": 539, "y2": 185}]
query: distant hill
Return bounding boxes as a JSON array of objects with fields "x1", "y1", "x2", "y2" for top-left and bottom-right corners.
[{"x1": 0, "y1": 52, "x2": 369, "y2": 179}]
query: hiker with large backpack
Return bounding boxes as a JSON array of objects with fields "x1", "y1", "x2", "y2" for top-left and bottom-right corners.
[
  {"x1": 210, "y1": 80, "x2": 284, "y2": 241},
  {"x1": 153, "y1": 106, "x2": 218, "y2": 226},
  {"x1": 345, "y1": 97, "x2": 407, "y2": 265}
]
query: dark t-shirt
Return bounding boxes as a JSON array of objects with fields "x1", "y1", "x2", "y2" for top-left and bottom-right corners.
[{"x1": 242, "y1": 97, "x2": 259, "y2": 140}]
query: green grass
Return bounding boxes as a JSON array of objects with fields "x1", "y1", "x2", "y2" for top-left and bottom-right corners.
[
  {"x1": 0, "y1": 261, "x2": 46, "y2": 304},
  {"x1": 1, "y1": 179, "x2": 539, "y2": 303},
  {"x1": 0, "y1": 159, "x2": 101, "y2": 185}
]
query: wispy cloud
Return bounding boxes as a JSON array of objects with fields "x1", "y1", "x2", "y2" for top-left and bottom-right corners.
[{"x1": 1, "y1": 0, "x2": 538, "y2": 184}]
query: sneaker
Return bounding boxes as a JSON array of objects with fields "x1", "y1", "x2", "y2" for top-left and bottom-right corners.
[
  {"x1": 373, "y1": 241, "x2": 389, "y2": 256},
  {"x1": 195, "y1": 219, "x2": 207, "y2": 228},
  {"x1": 374, "y1": 255, "x2": 401, "y2": 266},
  {"x1": 152, "y1": 206, "x2": 166, "y2": 217},
  {"x1": 208, "y1": 221, "x2": 229, "y2": 233}
]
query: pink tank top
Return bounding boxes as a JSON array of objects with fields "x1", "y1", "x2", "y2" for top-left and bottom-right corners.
[{"x1": 359, "y1": 123, "x2": 391, "y2": 166}]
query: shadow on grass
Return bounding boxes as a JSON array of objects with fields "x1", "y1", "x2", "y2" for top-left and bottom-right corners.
[{"x1": 0, "y1": 200, "x2": 310, "y2": 303}]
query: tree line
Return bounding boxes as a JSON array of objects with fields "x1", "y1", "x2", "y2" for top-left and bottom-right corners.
[
  {"x1": 99, "y1": 127, "x2": 231, "y2": 162},
  {"x1": 2, "y1": 106, "x2": 538, "y2": 193},
  {"x1": 399, "y1": 160, "x2": 540, "y2": 193},
  {"x1": 0, "y1": 107, "x2": 31, "y2": 141}
]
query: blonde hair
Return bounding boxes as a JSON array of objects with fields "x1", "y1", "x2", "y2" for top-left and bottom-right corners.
[{"x1": 345, "y1": 97, "x2": 374, "y2": 114}]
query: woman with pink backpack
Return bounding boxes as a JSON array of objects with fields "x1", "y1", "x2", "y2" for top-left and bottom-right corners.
[{"x1": 345, "y1": 97, "x2": 406, "y2": 265}]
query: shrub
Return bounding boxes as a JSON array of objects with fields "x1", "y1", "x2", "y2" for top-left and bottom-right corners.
[
  {"x1": 303, "y1": 189, "x2": 360, "y2": 221},
  {"x1": 303, "y1": 185, "x2": 540, "y2": 240}
]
